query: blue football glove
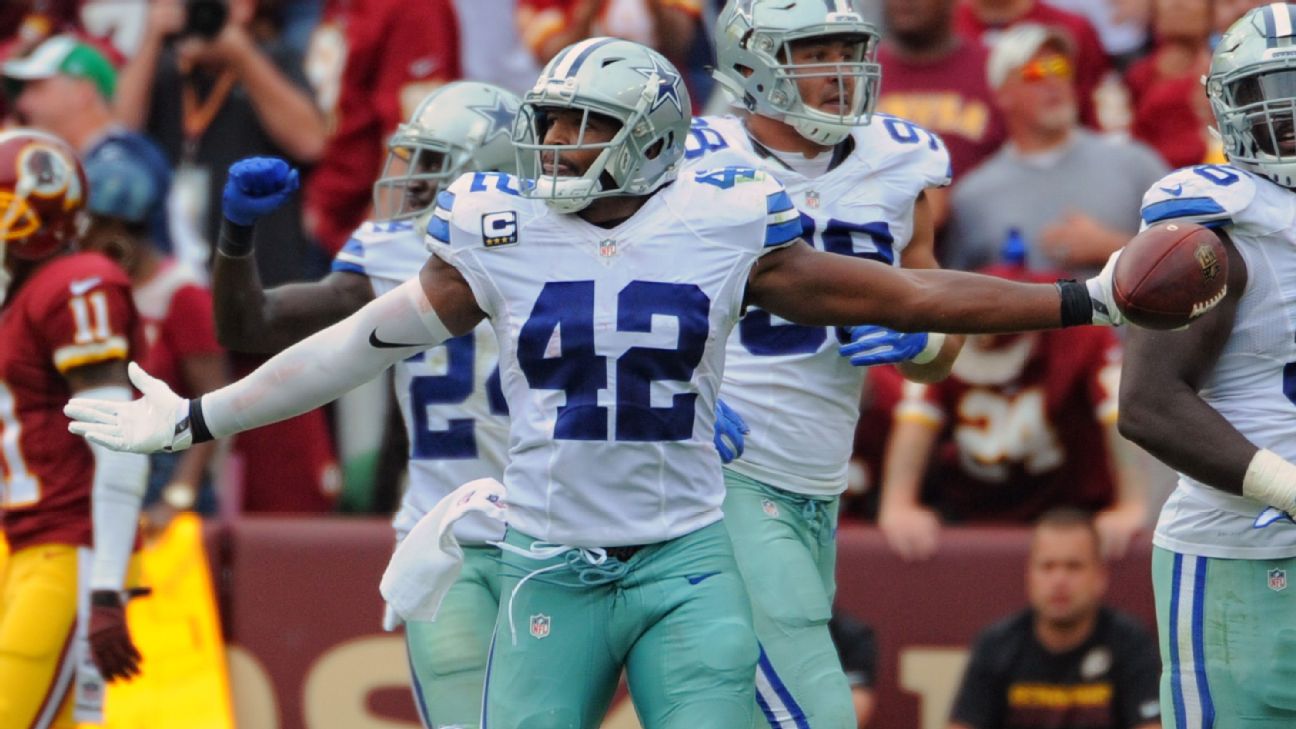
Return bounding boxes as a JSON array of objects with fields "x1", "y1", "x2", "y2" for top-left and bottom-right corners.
[
  {"x1": 839, "y1": 326, "x2": 930, "y2": 367},
  {"x1": 713, "y1": 399, "x2": 749, "y2": 464},
  {"x1": 222, "y1": 157, "x2": 300, "y2": 226}
]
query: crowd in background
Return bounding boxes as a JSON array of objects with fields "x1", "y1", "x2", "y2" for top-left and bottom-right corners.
[
  {"x1": 2, "y1": 0, "x2": 1263, "y2": 725},
  {"x1": 0, "y1": 0, "x2": 1264, "y2": 549}
]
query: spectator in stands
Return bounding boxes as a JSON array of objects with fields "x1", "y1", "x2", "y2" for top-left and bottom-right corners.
[
  {"x1": 1047, "y1": 0, "x2": 1150, "y2": 68},
  {"x1": 948, "y1": 509, "x2": 1161, "y2": 729},
  {"x1": 829, "y1": 609, "x2": 879, "y2": 727},
  {"x1": 4, "y1": 35, "x2": 173, "y2": 253},
  {"x1": 875, "y1": 255, "x2": 1147, "y2": 561},
  {"x1": 114, "y1": 0, "x2": 324, "y2": 282},
  {"x1": 941, "y1": 24, "x2": 1166, "y2": 274},
  {"x1": 302, "y1": 0, "x2": 461, "y2": 256},
  {"x1": 79, "y1": 145, "x2": 229, "y2": 520},
  {"x1": 516, "y1": 0, "x2": 700, "y2": 75},
  {"x1": 1124, "y1": 0, "x2": 1214, "y2": 168},
  {"x1": 877, "y1": 0, "x2": 1004, "y2": 226},
  {"x1": 453, "y1": 0, "x2": 538, "y2": 96},
  {"x1": 955, "y1": 0, "x2": 1110, "y2": 128}
]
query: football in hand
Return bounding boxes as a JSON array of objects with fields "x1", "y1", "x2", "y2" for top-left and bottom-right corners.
[{"x1": 1112, "y1": 221, "x2": 1228, "y2": 330}]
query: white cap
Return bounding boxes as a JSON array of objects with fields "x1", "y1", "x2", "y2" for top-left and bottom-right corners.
[{"x1": 985, "y1": 23, "x2": 1074, "y2": 90}]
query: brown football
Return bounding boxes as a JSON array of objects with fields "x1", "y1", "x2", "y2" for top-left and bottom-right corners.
[{"x1": 1112, "y1": 221, "x2": 1228, "y2": 330}]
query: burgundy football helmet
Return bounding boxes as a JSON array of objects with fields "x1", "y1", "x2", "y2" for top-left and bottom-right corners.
[{"x1": 0, "y1": 128, "x2": 86, "y2": 262}]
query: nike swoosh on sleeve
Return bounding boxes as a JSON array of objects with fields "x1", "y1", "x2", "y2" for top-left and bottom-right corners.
[
  {"x1": 1159, "y1": 184, "x2": 1184, "y2": 197},
  {"x1": 69, "y1": 277, "x2": 103, "y2": 295},
  {"x1": 369, "y1": 329, "x2": 423, "y2": 349}
]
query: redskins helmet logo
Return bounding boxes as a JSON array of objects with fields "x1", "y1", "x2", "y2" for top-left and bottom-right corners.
[{"x1": 16, "y1": 142, "x2": 81, "y2": 206}]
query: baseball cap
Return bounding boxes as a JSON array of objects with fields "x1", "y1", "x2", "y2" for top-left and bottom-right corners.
[
  {"x1": 4, "y1": 35, "x2": 117, "y2": 100},
  {"x1": 84, "y1": 140, "x2": 168, "y2": 225},
  {"x1": 985, "y1": 23, "x2": 1074, "y2": 90}
]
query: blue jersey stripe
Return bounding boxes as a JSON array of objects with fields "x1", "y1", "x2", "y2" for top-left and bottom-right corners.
[
  {"x1": 427, "y1": 213, "x2": 451, "y2": 243},
  {"x1": 437, "y1": 190, "x2": 456, "y2": 212},
  {"x1": 764, "y1": 219, "x2": 802, "y2": 247},
  {"x1": 1141, "y1": 197, "x2": 1230, "y2": 226},
  {"x1": 766, "y1": 189, "x2": 794, "y2": 214},
  {"x1": 757, "y1": 645, "x2": 810, "y2": 729}
]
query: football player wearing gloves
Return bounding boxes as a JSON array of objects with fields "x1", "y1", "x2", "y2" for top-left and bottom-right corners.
[
  {"x1": 0, "y1": 130, "x2": 148, "y2": 729},
  {"x1": 683, "y1": 0, "x2": 966, "y2": 722},
  {"x1": 1117, "y1": 7, "x2": 1296, "y2": 726},
  {"x1": 68, "y1": 39, "x2": 1128, "y2": 729}
]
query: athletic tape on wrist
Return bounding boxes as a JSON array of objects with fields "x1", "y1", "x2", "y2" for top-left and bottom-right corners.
[
  {"x1": 911, "y1": 332, "x2": 946, "y2": 365},
  {"x1": 1243, "y1": 449, "x2": 1296, "y2": 513}
]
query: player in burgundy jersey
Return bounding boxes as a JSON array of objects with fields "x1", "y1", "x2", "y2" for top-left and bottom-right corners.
[{"x1": 0, "y1": 129, "x2": 148, "y2": 728}]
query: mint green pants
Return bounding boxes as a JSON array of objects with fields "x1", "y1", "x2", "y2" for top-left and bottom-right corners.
[
  {"x1": 483, "y1": 521, "x2": 760, "y2": 729},
  {"x1": 1153, "y1": 547, "x2": 1296, "y2": 728},
  {"x1": 723, "y1": 469, "x2": 855, "y2": 729},
  {"x1": 406, "y1": 545, "x2": 500, "y2": 729}
]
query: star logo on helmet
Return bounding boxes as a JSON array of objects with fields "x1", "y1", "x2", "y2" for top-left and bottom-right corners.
[
  {"x1": 632, "y1": 58, "x2": 684, "y2": 115},
  {"x1": 468, "y1": 98, "x2": 515, "y2": 144}
]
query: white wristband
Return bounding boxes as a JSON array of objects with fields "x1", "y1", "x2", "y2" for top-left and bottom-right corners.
[
  {"x1": 1242, "y1": 449, "x2": 1296, "y2": 513},
  {"x1": 911, "y1": 332, "x2": 946, "y2": 365}
]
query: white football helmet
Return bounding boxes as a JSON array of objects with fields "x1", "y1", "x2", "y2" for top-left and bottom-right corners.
[
  {"x1": 712, "y1": 0, "x2": 881, "y2": 145},
  {"x1": 373, "y1": 82, "x2": 520, "y2": 221},
  {"x1": 1208, "y1": 3, "x2": 1296, "y2": 188},
  {"x1": 513, "y1": 38, "x2": 691, "y2": 213}
]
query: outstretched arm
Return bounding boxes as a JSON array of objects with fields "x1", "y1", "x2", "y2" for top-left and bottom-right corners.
[
  {"x1": 747, "y1": 240, "x2": 1104, "y2": 333},
  {"x1": 67, "y1": 256, "x2": 486, "y2": 452}
]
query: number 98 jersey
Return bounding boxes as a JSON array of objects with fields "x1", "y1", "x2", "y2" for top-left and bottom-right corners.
[
  {"x1": 426, "y1": 168, "x2": 800, "y2": 547},
  {"x1": 682, "y1": 114, "x2": 951, "y2": 495},
  {"x1": 1139, "y1": 164, "x2": 1296, "y2": 559},
  {"x1": 334, "y1": 220, "x2": 508, "y2": 542}
]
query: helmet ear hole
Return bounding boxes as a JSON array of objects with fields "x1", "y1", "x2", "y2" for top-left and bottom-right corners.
[{"x1": 645, "y1": 137, "x2": 666, "y2": 160}]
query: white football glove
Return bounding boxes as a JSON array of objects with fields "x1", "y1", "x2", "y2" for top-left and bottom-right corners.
[
  {"x1": 66, "y1": 362, "x2": 194, "y2": 454},
  {"x1": 1084, "y1": 248, "x2": 1125, "y2": 327}
]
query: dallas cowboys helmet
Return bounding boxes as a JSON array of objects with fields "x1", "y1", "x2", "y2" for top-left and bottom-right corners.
[
  {"x1": 373, "y1": 81, "x2": 520, "y2": 221},
  {"x1": 1207, "y1": 3, "x2": 1296, "y2": 188},
  {"x1": 713, "y1": 0, "x2": 881, "y2": 145},
  {"x1": 513, "y1": 37, "x2": 691, "y2": 213}
]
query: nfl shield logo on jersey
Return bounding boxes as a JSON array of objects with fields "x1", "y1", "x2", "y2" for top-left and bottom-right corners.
[
  {"x1": 761, "y1": 499, "x2": 780, "y2": 518},
  {"x1": 805, "y1": 191, "x2": 820, "y2": 209},
  {"x1": 530, "y1": 613, "x2": 551, "y2": 639},
  {"x1": 599, "y1": 239, "x2": 617, "y2": 258},
  {"x1": 1270, "y1": 568, "x2": 1287, "y2": 592}
]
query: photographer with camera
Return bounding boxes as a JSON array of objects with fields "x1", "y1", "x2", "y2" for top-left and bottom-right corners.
[{"x1": 113, "y1": 0, "x2": 325, "y2": 285}]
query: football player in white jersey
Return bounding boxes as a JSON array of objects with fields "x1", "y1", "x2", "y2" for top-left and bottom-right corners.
[
  {"x1": 689, "y1": 1, "x2": 963, "y2": 724},
  {"x1": 67, "y1": 39, "x2": 1130, "y2": 728},
  {"x1": 209, "y1": 81, "x2": 518, "y2": 729},
  {"x1": 1117, "y1": 5, "x2": 1296, "y2": 727}
]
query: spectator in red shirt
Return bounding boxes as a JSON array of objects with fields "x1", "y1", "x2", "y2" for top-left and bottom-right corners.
[
  {"x1": 80, "y1": 141, "x2": 230, "y2": 518},
  {"x1": 1124, "y1": 0, "x2": 1214, "y2": 168},
  {"x1": 516, "y1": 0, "x2": 700, "y2": 74},
  {"x1": 874, "y1": 260, "x2": 1148, "y2": 562},
  {"x1": 955, "y1": 0, "x2": 1110, "y2": 128},
  {"x1": 877, "y1": 0, "x2": 1005, "y2": 227},
  {"x1": 302, "y1": 0, "x2": 461, "y2": 255}
]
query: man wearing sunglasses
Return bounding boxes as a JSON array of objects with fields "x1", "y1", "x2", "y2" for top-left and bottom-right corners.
[{"x1": 943, "y1": 23, "x2": 1168, "y2": 276}]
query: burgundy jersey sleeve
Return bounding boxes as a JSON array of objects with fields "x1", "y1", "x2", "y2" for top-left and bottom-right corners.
[
  {"x1": 31, "y1": 256, "x2": 136, "y2": 375},
  {"x1": 164, "y1": 284, "x2": 223, "y2": 360}
]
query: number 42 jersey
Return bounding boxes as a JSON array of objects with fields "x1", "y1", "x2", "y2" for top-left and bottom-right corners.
[
  {"x1": 684, "y1": 114, "x2": 951, "y2": 495},
  {"x1": 426, "y1": 168, "x2": 801, "y2": 548}
]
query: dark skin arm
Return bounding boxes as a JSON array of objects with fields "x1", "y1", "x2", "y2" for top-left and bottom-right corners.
[
  {"x1": 1117, "y1": 231, "x2": 1254, "y2": 495},
  {"x1": 896, "y1": 191, "x2": 964, "y2": 383},
  {"x1": 746, "y1": 240, "x2": 1069, "y2": 333},
  {"x1": 211, "y1": 251, "x2": 375, "y2": 354}
]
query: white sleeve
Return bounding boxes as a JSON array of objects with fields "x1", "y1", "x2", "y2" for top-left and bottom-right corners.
[
  {"x1": 83, "y1": 385, "x2": 149, "y2": 591},
  {"x1": 201, "y1": 277, "x2": 453, "y2": 439}
]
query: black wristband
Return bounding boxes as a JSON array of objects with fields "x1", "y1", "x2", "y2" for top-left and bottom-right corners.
[
  {"x1": 90, "y1": 590, "x2": 123, "y2": 608},
  {"x1": 189, "y1": 398, "x2": 214, "y2": 444},
  {"x1": 1056, "y1": 279, "x2": 1094, "y2": 328},
  {"x1": 217, "y1": 217, "x2": 255, "y2": 257}
]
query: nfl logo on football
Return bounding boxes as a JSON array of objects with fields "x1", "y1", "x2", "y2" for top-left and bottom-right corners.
[
  {"x1": 530, "y1": 613, "x2": 551, "y2": 639},
  {"x1": 1270, "y1": 568, "x2": 1287, "y2": 592}
]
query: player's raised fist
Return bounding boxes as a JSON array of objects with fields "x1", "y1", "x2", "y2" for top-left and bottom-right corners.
[{"x1": 222, "y1": 157, "x2": 300, "y2": 226}]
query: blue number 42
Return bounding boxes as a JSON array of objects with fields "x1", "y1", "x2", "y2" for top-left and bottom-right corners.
[{"x1": 517, "y1": 280, "x2": 711, "y2": 441}]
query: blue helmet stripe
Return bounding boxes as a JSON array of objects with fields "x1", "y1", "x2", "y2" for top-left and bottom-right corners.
[{"x1": 564, "y1": 37, "x2": 617, "y2": 78}]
